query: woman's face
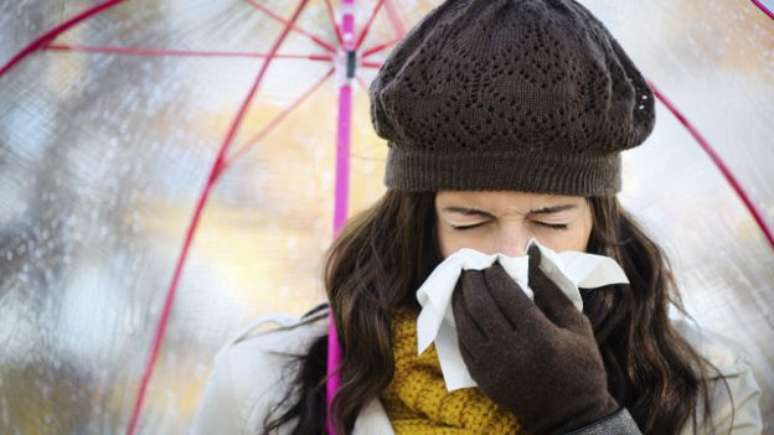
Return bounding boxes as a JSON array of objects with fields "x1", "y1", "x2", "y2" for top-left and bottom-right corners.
[{"x1": 435, "y1": 190, "x2": 593, "y2": 259}]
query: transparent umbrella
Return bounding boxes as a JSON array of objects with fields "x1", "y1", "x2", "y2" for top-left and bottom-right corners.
[{"x1": 0, "y1": 1, "x2": 772, "y2": 434}]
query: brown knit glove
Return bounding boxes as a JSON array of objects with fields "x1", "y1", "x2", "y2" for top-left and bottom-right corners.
[{"x1": 451, "y1": 245, "x2": 619, "y2": 435}]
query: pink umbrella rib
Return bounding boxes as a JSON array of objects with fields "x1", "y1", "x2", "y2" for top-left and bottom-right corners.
[
  {"x1": 125, "y1": 0, "x2": 315, "y2": 434},
  {"x1": 224, "y1": 67, "x2": 335, "y2": 168},
  {"x1": 750, "y1": 0, "x2": 774, "y2": 18},
  {"x1": 361, "y1": 36, "x2": 402, "y2": 59},
  {"x1": 323, "y1": 0, "x2": 345, "y2": 48},
  {"x1": 355, "y1": 0, "x2": 387, "y2": 50},
  {"x1": 45, "y1": 43, "x2": 333, "y2": 61},
  {"x1": 383, "y1": 0, "x2": 407, "y2": 38},
  {"x1": 355, "y1": 75, "x2": 369, "y2": 93},
  {"x1": 244, "y1": 0, "x2": 338, "y2": 53},
  {"x1": 648, "y1": 80, "x2": 774, "y2": 248},
  {"x1": 0, "y1": 0, "x2": 126, "y2": 77},
  {"x1": 360, "y1": 60, "x2": 383, "y2": 69}
]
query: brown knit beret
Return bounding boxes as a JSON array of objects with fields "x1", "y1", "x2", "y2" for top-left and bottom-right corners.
[{"x1": 368, "y1": 0, "x2": 656, "y2": 196}]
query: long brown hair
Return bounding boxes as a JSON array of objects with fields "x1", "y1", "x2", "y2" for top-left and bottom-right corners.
[{"x1": 260, "y1": 190, "x2": 732, "y2": 434}]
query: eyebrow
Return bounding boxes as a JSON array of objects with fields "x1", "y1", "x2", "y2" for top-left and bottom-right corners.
[{"x1": 442, "y1": 203, "x2": 578, "y2": 218}]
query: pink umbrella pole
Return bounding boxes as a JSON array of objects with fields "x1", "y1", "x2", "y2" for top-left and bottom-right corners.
[{"x1": 327, "y1": 1, "x2": 356, "y2": 434}]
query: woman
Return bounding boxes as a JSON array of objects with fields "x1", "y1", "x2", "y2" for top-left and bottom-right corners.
[{"x1": 190, "y1": 0, "x2": 763, "y2": 434}]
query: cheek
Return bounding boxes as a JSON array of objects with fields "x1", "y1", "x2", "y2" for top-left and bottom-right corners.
[
  {"x1": 538, "y1": 227, "x2": 589, "y2": 252},
  {"x1": 555, "y1": 212, "x2": 593, "y2": 252},
  {"x1": 437, "y1": 226, "x2": 463, "y2": 258}
]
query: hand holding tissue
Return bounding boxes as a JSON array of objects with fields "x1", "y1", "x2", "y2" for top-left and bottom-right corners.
[{"x1": 415, "y1": 238, "x2": 628, "y2": 434}]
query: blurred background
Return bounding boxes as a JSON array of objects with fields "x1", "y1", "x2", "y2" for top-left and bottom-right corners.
[{"x1": 0, "y1": 0, "x2": 772, "y2": 433}]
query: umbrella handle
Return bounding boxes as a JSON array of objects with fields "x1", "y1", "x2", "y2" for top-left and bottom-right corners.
[
  {"x1": 327, "y1": 1, "x2": 357, "y2": 434},
  {"x1": 326, "y1": 312, "x2": 343, "y2": 434}
]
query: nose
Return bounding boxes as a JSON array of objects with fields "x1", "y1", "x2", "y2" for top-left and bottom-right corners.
[{"x1": 494, "y1": 224, "x2": 532, "y2": 257}]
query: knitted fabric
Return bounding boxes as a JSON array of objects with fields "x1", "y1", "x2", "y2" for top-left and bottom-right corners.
[
  {"x1": 368, "y1": 0, "x2": 656, "y2": 196},
  {"x1": 381, "y1": 308, "x2": 525, "y2": 434}
]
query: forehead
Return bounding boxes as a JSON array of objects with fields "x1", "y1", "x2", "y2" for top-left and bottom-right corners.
[{"x1": 435, "y1": 190, "x2": 584, "y2": 210}]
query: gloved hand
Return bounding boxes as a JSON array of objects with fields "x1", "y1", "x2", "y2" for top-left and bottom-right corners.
[{"x1": 451, "y1": 244, "x2": 620, "y2": 435}]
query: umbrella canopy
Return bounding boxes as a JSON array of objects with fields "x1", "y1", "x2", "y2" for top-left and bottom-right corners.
[{"x1": 0, "y1": 1, "x2": 772, "y2": 434}]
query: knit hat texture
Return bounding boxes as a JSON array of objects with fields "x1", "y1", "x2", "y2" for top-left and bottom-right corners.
[{"x1": 368, "y1": 0, "x2": 656, "y2": 196}]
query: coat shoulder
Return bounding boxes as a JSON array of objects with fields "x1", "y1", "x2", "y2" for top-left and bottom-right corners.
[
  {"x1": 189, "y1": 304, "x2": 329, "y2": 435},
  {"x1": 671, "y1": 316, "x2": 752, "y2": 374},
  {"x1": 670, "y1": 316, "x2": 763, "y2": 435}
]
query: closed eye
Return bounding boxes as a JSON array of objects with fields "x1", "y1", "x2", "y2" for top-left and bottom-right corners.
[
  {"x1": 450, "y1": 222, "x2": 487, "y2": 231},
  {"x1": 536, "y1": 222, "x2": 569, "y2": 230},
  {"x1": 450, "y1": 222, "x2": 569, "y2": 231}
]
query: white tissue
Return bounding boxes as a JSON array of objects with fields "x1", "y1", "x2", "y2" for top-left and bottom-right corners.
[{"x1": 415, "y1": 237, "x2": 629, "y2": 391}]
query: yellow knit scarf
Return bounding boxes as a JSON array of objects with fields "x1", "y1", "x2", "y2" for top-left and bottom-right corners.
[{"x1": 381, "y1": 308, "x2": 525, "y2": 434}]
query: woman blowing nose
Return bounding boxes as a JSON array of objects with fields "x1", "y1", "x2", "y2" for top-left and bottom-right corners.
[{"x1": 190, "y1": 0, "x2": 763, "y2": 433}]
